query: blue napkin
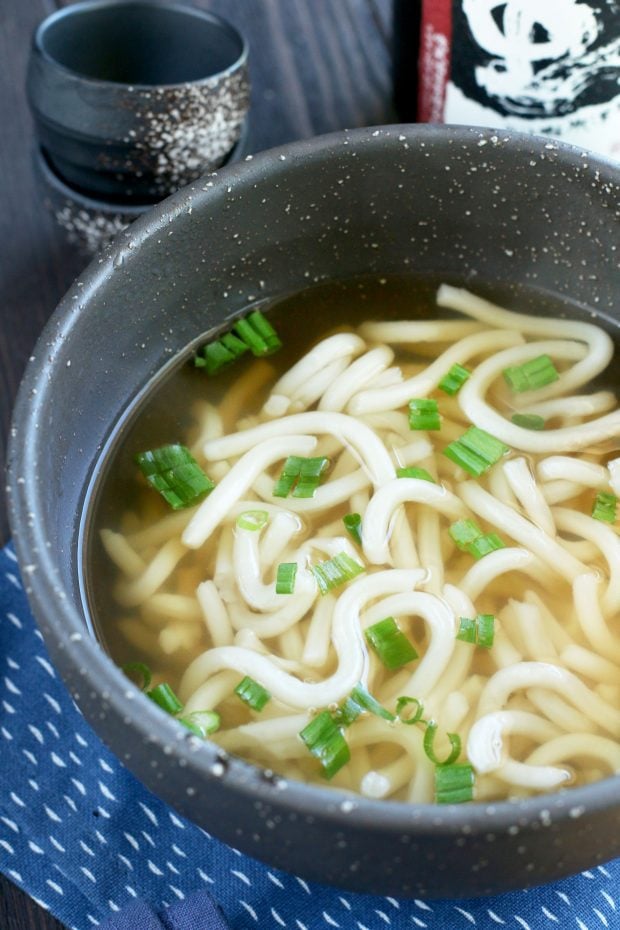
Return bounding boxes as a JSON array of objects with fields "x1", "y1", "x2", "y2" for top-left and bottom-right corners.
[{"x1": 1, "y1": 541, "x2": 619, "y2": 930}]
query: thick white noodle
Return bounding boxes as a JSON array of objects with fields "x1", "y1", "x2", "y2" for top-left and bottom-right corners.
[
  {"x1": 348, "y1": 329, "x2": 523, "y2": 414},
  {"x1": 572, "y1": 573, "x2": 620, "y2": 663},
  {"x1": 319, "y1": 346, "x2": 394, "y2": 411},
  {"x1": 458, "y1": 548, "x2": 552, "y2": 601},
  {"x1": 252, "y1": 469, "x2": 370, "y2": 513},
  {"x1": 526, "y1": 734, "x2": 620, "y2": 773},
  {"x1": 467, "y1": 710, "x2": 567, "y2": 789},
  {"x1": 288, "y1": 357, "x2": 351, "y2": 412},
  {"x1": 553, "y1": 507, "x2": 620, "y2": 615},
  {"x1": 359, "y1": 319, "x2": 483, "y2": 343},
  {"x1": 537, "y1": 456, "x2": 610, "y2": 488},
  {"x1": 178, "y1": 569, "x2": 426, "y2": 708},
  {"x1": 196, "y1": 581, "x2": 233, "y2": 647},
  {"x1": 503, "y1": 457, "x2": 556, "y2": 537},
  {"x1": 183, "y1": 435, "x2": 317, "y2": 549}
]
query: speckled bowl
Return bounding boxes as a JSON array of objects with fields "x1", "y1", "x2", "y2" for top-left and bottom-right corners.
[
  {"x1": 7, "y1": 125, "x2": 620, "y2": 898},
  {"x1": 27, "y1": 0, "x2": 249, "y2": 202}
]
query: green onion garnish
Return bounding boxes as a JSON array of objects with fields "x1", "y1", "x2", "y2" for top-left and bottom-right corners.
[
  {"x1": 408, "y1": 398, "x2": 441, "y2": 430},
  {"x1": 343, "y1": 512, "x2": 362, "y2": 545},
  {"x1": 443, "y1": 426, "x2": 509, "y2": 477},
  {"x1": 236, "y1": 510, "x2": 269, "y2": 531},
  {"x1": 273, "y1": 455, "x2": 329, "y2": 499},
  {"x1": 592, "y1": 491, "x2": 618, "y2": 524},
  {"x1": 136, "y1": 444, "x2": 214, "y2": 510},
  {"x1": 365, "y1": 616, "x2": 418, "y2": 670},
  {"x1": 503, "y1": 354, "x2": 559, "y2": 393},
  {"x1": 435, "y1": 763, "x2": 475, "y2": 804},
  {"x1": 147, "y1": 683, "x2": 183, "y2": 715},
  {"x1": 395, "y1": 696, "x2": 425, "y2": 725},
  {"x1": 423, "y1": 722, "x2": 462, "y2": 767},
  {"x1": 449, "y1": 519, "x2": 483, "y2": 550},
  {"x1": 122, "y1": 662, "x2": 152, "y2": 692},
  {"x1": 468, "y1": 533, "x2": 505, "y2": 560},
  {"x1": 195, "y1": 310, "x2": 282, "y2": 373},
  {"x1": 456, "y1": 614, "x2": 496, "y2": 648},
  {"x1": 396, "y1": 466, "x2": 435, "y2": 482},
  {"x1": 511, "y1": 413, "x2": 546, "y2": 430},
  {"x1": 178, "y1": 710, "x2": 221, "y2": 738},
  {"x1": 312, "y1": 552, "x2": 365, "y2": 595},
  {"x1": 235, "y1": 676, "x2": 271, "y2": 712},
  {"x1": 438, "y1": 363, "x2": 471, "y2": 396},
  {"x1": 335, "y1": 684, "x2": 395, "y2": 727},
  {"x1": 276, "y1": 562, "x2": 297, "y2": 594},
  {"x1": 299, "y1": 711, "x2": 350, "y2": 780}
]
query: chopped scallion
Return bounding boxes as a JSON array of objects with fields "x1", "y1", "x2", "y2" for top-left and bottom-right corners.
[
  {"x1": 435, "y1": 763, "x2": 475, "y2": 804},
  {"x1": 178, "y1": 710, "x2": 220, "y2": 738},
  {"x1": 443, "y1": 426, "x2": 509, "y2": 477},
  {"x1": 335, "y1": 684, "x2": 395, "y2": 727},
  {"x1": 122, "y1": 662, "x2": 152, "y2": 692},
  {"x1": 468, "y1": 533, "x2": 505, "y2": 560},
  {"x1": 273, "y1": 455, "x2": 329, "y2": 499},
  {"x1": 276, "y1": 562, "x2": 297, "y2": 594},
  {"x1": 592, "y1": 491, "x2": 618, "y2": 524},
  {"x1": 395, "y1": 696, "x2": 425, "y2": 726},
  {"x1": 136, "y1": 444, "x2": 214, "y2": 510},
  {"x1": 408, "y1": 398, "x2": 441, "y2": 430},
  {"x1": 237, "y1": 510, "x2": 269, "y2": 531},
  {"x1": 423, "y1": 722, "x2": 462, "y2": 767},
  {"x1": 396, "y1": 466, "x2": 435, "y2": 482},
  {"x1": 247, "y1": 310, "x2": 283, "y2": 354},
  {"x1": 299, "y1": 711, "x2": 350, "y2": 780},
  {"x1": 449, "y1": 519, "x2": 483, "y2": 550},
  {"x1": 194, "y1": 340, "x2": 236, "y2": 375},
  {"x1": 457, "y1": 614, "x2": 496, "y2": 648},
  {"x1": 195, "y1": 309, "x2": 282, "y2": 373},
  {"x1": 343, "y1": 512, "x2": 362, "y2": 545},
  {"x1": 147, "y1": 683, "x2": 183, "y2": 715},
  {"x1": 365, "y1": 616, "x2": 418, "y2": 670},
  {"x1": 312, "y1": 552, "x2": 365, "y2": 595},
  {"x1": 511, "y1": 413, "x2": 546, "y2": 430},
  {"x1": 235, "y1": 676, "x2": 271, "y2": 712},
  {"x1": 503, "y1": 354, "x2": 559, "y2": 393},
  {"x1": 438, "y1": 363, "x2": 471, "y2": 396}
]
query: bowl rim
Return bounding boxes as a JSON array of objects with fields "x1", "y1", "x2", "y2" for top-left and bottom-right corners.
[
  {"x1": 32, "y1": 0, "x2": 249, "y2": 91},
  {"x1": 8, "y1": 123, "x2": 620, "y2": 840}
]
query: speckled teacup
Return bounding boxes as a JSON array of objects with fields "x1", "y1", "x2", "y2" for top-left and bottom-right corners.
[{"x1": 27, "y1": 0, "x2": 249, "y2": 202}]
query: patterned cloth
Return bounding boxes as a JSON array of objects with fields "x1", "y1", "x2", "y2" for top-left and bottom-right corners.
[{"x1": 1, "y1": 541, "x2": 619, "y2": 930}]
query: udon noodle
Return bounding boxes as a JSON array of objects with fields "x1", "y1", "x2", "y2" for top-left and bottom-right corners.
[{"x1": 98, "y1": 284, "x2": 620, "y2": 804}]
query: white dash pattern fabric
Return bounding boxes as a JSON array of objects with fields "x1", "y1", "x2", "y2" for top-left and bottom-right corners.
[{"x1": 1, "y1": 542, "x2": 619, "y2": 930}]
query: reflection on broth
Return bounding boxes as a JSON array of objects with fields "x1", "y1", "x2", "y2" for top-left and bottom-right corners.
[{"x1": 85, "y1": 277, "x2": 620, "y2": 804}]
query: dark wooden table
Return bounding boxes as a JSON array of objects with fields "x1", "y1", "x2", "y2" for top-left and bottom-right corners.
[{"x1": 0, "y1": 1, "x2": 395, "y2": 926}]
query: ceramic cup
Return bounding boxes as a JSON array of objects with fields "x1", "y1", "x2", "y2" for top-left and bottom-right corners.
[{"x1": 27, "y1": 0, "x2": 250, "y2": 203}]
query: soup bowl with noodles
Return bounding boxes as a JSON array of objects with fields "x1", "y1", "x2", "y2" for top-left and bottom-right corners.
[{"x1": 7, "y1": 125, "x2": 620, "y2": 898}]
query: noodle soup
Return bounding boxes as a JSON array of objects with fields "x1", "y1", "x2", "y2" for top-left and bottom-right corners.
[{"x1": 85, "y1": 277, "x2": 620, "y2": 805}]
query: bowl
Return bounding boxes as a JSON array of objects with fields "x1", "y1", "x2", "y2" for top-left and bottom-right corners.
[
  {"x1": 7, "y1": 124, "x2": 620, "y2": 898},
  {"x1": 27, "y1": 0, "x2": 250, "y2": 202}
]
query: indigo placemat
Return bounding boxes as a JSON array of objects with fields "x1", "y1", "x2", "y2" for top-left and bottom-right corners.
[{"x1": 1, "y1": 542, "x2": 619, "y2": 930}]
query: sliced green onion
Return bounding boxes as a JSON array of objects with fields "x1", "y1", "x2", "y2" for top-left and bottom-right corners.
[
  {"x1": 312, "y1": 552, "x2": 365, "y2": 595},
  {"x1": 273, "y1": 455, "x2": 329, "y2": 498},
  {"x1": 335, "y1": 684, "x2": 395, "y2": 727},
  {"x1": 435, "y1": 763, "x2": 475, "y2": 804},
  {"x1": 365, "y1": 616, "x2": 418, "y2": 670},
  {"x1": 178, "y1": 710, "x2": 221, "y2": 738},
  {"x1": 136, "y1": 444, "x2": 214, "y2": 510},
  {"x1": 592, "y1": 491, "x2": 618, "y2": 524},
  {"x1": 395, "y1": 696, "x2": 425, "y2": 726},
  {"x1": 457, "y1": 614, "x2": 496, "y2": 648},
  {"x1": 511, "y1": 413, "x2": 546, "y2": 431},
  {"x1": 408, "y1": 398, "x2": 441, "y2": 430},
  {"x1": 449, "y1": 518, "x2": 483, "y2": 550},
  {"x1": 235, "y1": 676, "x2": 271, "y2": 712},
  {"x1": 276, "y1": 562, "x2": 297, "y2": 594},
  {"x1": 122, "y1": 662, "x2": 152, "y2": 692},
  {"x1": 438, "y1": 363, "x2": 471, "y2": 396},
  {"x1": 246, "y1": 310, "x2": 283, "y2": 354},
  {"x1": 468, "y1": 533, "x2": 505, "y2": 560},
  {"x1": 423, "y1": 722, "x2": 462, "y2": 767},
  {"x1": 396, "y1": 466, "x2": 435, "y2": 482},
  {"x1": 503, "y1": 354, "x2": 559, "y2": 393},
  {"x1": 194, "y1": 339, "x2": 236, "y2": 375},
  {"x1": 342, "y1": 512, "x2": 362, "y2": 545},
  {"x1": 443, "y1": 426, "x2": 509, "y2": 477},
  {"x1": 147, "y1": 683, "x2": 183, "y2": 715},
  {"x1": 236, "y1": 510, "x2": 269, "y2": 531},
  {"x1": 299, "y1": 711, "x2": 350, "y2": 779}
]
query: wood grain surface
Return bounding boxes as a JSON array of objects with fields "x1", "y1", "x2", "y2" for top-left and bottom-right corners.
[{"x1": 0, "y1": 0, "x2": 395, "y2": 925}]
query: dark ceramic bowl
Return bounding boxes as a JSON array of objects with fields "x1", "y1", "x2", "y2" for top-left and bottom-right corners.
[
  {"x1": 7, "y1": 125, "x2": 620, "y2": 899},
  {"x1": 27, "y1": 0, "x2": 249, "y2": 202}
]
